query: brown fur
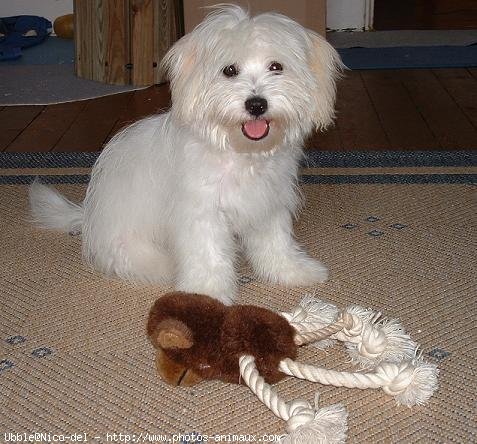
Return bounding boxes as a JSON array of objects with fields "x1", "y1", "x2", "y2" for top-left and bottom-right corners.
[
  {"x1": 147, "y1": 292, "x2": 298, "y2": 385},
  {"x1": 155, "y1": 349, "x2": 203, "y2": 386}
]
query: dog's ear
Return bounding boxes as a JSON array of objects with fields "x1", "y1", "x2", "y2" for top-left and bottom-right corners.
[
  {"x1": 152, "y1": 318, "x2": 194, "y2": 350},
  {"x1": 160, "y1": 34, "x2": 196, "y2": 91},
  {"x1": 160, "y1": 33, "x2": 202, "y2": 122},
  {"x1": 306, "y1": 32, "x2": 345, "y2": 131}
]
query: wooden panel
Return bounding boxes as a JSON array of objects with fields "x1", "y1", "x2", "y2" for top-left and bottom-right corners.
[
  {"x1": 306, "y1": 71, "x2": 391, "y2": 151},
  {"x1": 361, "y1": 71, "x2": 439, "y2": 150},
  {"x1": 91, "y1": 0, "x2": 105, "y2": 82},
  {"x1": 0, "y1": 106, "x2": 44, "y2": 151},
  {"x1": 132, "y1": 0, "x2": 180, "y2": 85},
  {"x1": 75, "y1": 0, "x2": 179, "y2": 86},
  {"x1": 399, "y1": 70, "x2": 477, "y2": 148},
  {"x1": 104, "y1": 0, "x2": 130, "y2": 84},
  {"x1": 74, "y1": 0, "x2": 91, "y2": 81},
  {"x1": 467, "y1": 68, "x2": 477, "y2": 81},
  {"x1": 5, "y1": 102, "x2": 88, "y2": 153},
  {"x1": 108, "y1": 84, "x2": 171, "y2": 139},
  {"x1": 306, "y1": 125, "x2": 342, "y2": 151},
  {"x1": 433, "y1": 69, "x2": 477, "y2": 130},
  {"x1": 337, "y1": 71, "x2": 390, "y2": 150},
  {"x1": 3, "y1": 69, "x2": 473, "y2": 154},
  {"x1": 53, "y1": 93, "x2": 133, "y2": 152},
  {"x1": 130, "y1": 0, "x2": 155, "y2": 86},
  {"x1": 154, "y1": 0, "x2": 181, "y2": 83},
  {"x1": 374, "y1": 0, "x2": 477, "y2": 30},
  {"x1": 75, "y1": 0, "x2": 130, "y2": 85}
]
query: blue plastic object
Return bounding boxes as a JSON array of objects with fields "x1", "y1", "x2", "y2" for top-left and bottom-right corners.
[{"x1": 0, "y1": 15, "x2": 52, "y2": 61}]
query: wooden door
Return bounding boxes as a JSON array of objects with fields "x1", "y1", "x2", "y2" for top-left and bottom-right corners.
[{"x1": 374, "y1": 0, "x2": 477, "y2": 30}]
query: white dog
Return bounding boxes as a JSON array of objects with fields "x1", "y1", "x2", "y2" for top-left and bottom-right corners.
[{"x1": 29, "y1": 5, "x2": 343, "y2": 304}]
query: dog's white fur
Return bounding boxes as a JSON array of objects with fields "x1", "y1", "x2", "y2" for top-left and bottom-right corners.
[{"x1": 29, "y1": 5, "x2": 343, "y2": 304}]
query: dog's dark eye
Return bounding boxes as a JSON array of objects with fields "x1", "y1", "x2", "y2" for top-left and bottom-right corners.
[
  {"x1": 269, "y1": 62, "x2": 283, "y2": 73},
  {"x1": 223, "y1": 64, "x2": 239, "y2": 77}
]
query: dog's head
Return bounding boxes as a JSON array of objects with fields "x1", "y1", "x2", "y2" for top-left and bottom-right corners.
[{"x1": 162, "y1": 5, "x2": 344, "y2": 153}]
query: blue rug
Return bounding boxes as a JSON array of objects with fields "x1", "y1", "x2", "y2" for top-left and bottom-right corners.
[
  {"x1": 338, "y1": 45, "x2": 477, "y2": 70},
  {"x1": 0, "y1": 37, "x2": 143, "y2": 105},
  {"x1": 0, "y1": 36, "x2": 74, "y2": 65}
]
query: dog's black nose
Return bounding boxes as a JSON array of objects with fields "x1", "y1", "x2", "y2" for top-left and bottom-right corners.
[{"x1": 245, "y1": 97, "x2": 268, "y2": 116}]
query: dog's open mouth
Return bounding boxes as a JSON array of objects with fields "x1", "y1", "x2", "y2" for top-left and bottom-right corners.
[{"x1": 241, "y1": 119, "x2": 270, "y2": 141}]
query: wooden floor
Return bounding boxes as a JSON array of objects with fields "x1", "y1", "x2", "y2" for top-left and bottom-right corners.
[{"x1": 1, "y1": 68, "x2": 477, "y2": 153}]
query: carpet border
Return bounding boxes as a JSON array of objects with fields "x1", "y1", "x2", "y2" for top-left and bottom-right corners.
[
  {"x1": 0, "y1": 150, "x2": 476, "y2": 169},
  {"x1": 1, "y1": 173, "x2": 475, "y2": 185}
]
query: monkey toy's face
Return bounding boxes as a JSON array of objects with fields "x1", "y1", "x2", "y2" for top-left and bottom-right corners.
[
  {"x1": 151, "y1": 318, "x2": 205, "y2": 386},
  {"x1": 147, "y1": 292, "x2": 298, "y2": 386},
  {"x1": 147, "y1": 292, "x2": 226, "y2": 386}
]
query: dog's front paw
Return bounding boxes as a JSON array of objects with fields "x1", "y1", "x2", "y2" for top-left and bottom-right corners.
[
  {"x1": 175, "y1": 280, "x2": 237, "y2": 305},
  {"x1": 266, "y1": 257, "x2": 329, "y2": 287}
]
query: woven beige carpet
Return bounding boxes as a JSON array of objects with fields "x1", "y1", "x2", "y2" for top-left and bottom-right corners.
[{"x1": 0, "y1": 159, "x2": 475, "y2": 443}]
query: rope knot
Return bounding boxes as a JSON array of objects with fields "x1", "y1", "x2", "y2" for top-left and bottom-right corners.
[
  {"x1": 342, "y1": 312, "x2": 364, "y2": 337},
  {"x1": 376, "y1": 361, "x2": 415, "y2": 396},
  {"x1": 285, "y1": 399, "x2": 315, "y2": 432},
  {"x1": 375, "y1": 359, "x2": 439, "y2": 406},
  {"x1": 285, "y1": 306, "x2": 307, "y2": 323},
  {"x1": 357, "y1": 324, "x2": 387, "y2": 358}
]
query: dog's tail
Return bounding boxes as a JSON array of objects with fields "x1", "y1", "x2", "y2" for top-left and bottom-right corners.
[{"x1": 29, "y1": 178, "x2": 84, "y2": 234}]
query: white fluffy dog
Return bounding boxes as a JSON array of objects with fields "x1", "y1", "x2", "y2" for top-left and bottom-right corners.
[{"x1": 29, "y1": 5, "x2": 343, "y2": 304}]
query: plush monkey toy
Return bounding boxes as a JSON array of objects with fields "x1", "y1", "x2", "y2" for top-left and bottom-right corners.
[
  {"x1": 147, "y1": 292, "x2": 438, "y2": 443},
  {"x1": 147, "y1": 291, "x2": 297, "y2": 386}
]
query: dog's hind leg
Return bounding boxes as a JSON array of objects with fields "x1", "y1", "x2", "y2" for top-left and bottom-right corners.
[{"x1": 87, "y1": 235, "x2": 174, "y2": 285}]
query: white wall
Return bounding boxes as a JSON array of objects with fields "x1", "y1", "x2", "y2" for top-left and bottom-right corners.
[
  {"x1": 1, "y1": 1, "x2": 372, "y2": 33},
  {"x1": 327, "y1": 0, "x2": 374, "y2": 31},
  {"x1": 0, "y1": 0, "x2": 73, "y2": 25}
]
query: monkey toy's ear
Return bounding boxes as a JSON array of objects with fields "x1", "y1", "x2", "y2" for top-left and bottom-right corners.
[
  {"x1": 151, "y1": 318, "x2": 194, "y2": 350},
  {"x1": 149, "y1": 318, "x2": 203, "y2": 386}
]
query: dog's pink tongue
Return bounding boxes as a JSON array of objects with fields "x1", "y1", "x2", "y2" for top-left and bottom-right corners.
[{"x1": 243, "y1": 120, "x2": 268, "y2": 139}]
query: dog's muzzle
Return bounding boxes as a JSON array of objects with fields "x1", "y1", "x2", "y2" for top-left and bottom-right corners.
[
  {"x1": 242, "y1": 119, "x2": 270, "y2": 140},
  {"x1": 245, "y1": 97, "x2": 268, "y2": 116},
  {"x1": 242, "y1": 97, "x2": 270, "y2": 140}
]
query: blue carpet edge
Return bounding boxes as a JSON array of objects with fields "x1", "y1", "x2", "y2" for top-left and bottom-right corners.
[
  {"x1": 1, "y1": 173, "x2": 475, "y2": 185},
  {"x1": 337, "y1": 45, "x2": 477, "y2": 69},
  {"x1": 0, "y1": 150, "x2": 476, "y2": 169}
]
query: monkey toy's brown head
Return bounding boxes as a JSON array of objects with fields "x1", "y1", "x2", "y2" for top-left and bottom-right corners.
[{"x1": 147, "y1": 292, "x2": 298, "y2": 386}]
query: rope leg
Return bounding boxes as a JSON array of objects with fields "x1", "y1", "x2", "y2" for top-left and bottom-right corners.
[
  {"x1": 239, "y1": 355, "x2": 291, "y2": 420},
  {"x1": 239, "y1": 355, "x2": 348, "y2": 443},
  {"x1": 279, "y1": 357, "x2": 438, "y2": 406}
]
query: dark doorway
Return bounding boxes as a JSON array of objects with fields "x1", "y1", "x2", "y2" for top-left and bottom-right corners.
[{"x1": 374, "y1": 0, "x2": 477, "y2": 30}]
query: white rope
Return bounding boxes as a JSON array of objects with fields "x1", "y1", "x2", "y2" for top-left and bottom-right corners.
[
  {"x1": 292, "y1": 313, "x2": 353, "y2": 345},
  {"x1": 235, "y1": 296, "x2": 437, "y2": 443},
  {"x1": 283, "y1": 296, "x2": 417, "y2": 367},
  {"x1": 336, "y1": 306, "x2": 417, "y2": 367},
  {"x1": 239, "y1": 355, "x2": 348, "y2": 443},
  {"x1": 239, "y1": 355, "x2": 292, "y2": 420},
  {"x1": 278, "y1": 357, "x2": 438, "y2": 406},
  {"x1": 281, "y1": 295, "x2": 339, "y2": 334}
]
